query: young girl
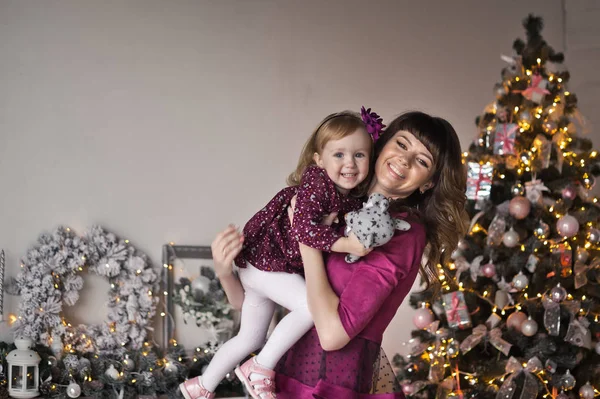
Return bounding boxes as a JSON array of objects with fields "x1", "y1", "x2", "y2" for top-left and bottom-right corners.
[{"x1": 180, "y1": 109, "x2": 383, "y2": 399}]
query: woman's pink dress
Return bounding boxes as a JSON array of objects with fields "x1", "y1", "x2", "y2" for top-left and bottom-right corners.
[{"x1": 275, "y1": 211, "x2": 426, "y2": 398}]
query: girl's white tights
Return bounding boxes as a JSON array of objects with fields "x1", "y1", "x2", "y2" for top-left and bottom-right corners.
[{"x1": 200, "y1": 263, "x2": 314, "y2": 392}]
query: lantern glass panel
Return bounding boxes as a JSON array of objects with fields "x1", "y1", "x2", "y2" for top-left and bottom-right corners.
[
  {"x1": 26, "y1": 366, "x2": 35, "y2": 389},
  {"x1": 11, "y1": 365, "x2": 22, "y2": 389}
]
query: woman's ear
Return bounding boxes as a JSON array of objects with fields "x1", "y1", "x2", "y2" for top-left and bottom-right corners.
[{"x1": 420, "y1": 181, "x2": 435, "y2": 193}]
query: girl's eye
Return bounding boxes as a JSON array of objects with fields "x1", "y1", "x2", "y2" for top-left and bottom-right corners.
[
  {"x1": 355, "y1": 153, "x2": 366, "y2": 158},
  {"x1": 397, "y1": 140, "x2": 407, "y2": 150},
  {"x1": 417, "y1": 159, "x2": 429, "y2": 168},
  {"x1": 333, "y1": 152, "x2": 344, "y2": 158}
]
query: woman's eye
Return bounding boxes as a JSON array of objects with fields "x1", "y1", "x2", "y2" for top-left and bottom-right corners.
[
  {"x1": 417, "y1": 159, "x2": 429, "y2": 168},
  {"x1": 397, "y1": 141, "x2": 407, "y2": 150}
]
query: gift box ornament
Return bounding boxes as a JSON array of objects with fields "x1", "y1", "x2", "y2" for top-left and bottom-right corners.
[
  {"x1": 442, "y1": 291, "x2": 472, "y2": 329},
  {"x1": 466, "y1": 162, "x2": 493, "y2": 201},
  {"x1": 520, "y1": 74, "x2": 550, "y2": 103},
  {"x1": 494, "y1": 123, "x2": 518, "y2": 155}
]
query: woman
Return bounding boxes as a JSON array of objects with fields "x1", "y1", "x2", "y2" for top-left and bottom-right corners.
[{"x1": 211, "y1": 111, "x2": 467, "y2": 398}]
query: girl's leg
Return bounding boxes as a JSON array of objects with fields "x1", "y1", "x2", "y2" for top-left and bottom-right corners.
[
  {"x1": 200, "y1": 276, "x2": 275, "y2": 392},
  {"x1": 244, "y1": 265, "x2": 314, "y2": 370}
]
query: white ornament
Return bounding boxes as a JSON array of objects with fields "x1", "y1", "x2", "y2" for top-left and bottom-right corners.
[
  {"x1": 67, "y1": 382, "x2": 81, "y2": 398},
  {"x1": 105, "y1": 364, "x2": 120, "y2": 380},
  {"x1": 502, "y1": 228, "x2": 520, "y2": 248},
  {"x1": 512, "y1": 272, "x2": 529, "y2": 291}
]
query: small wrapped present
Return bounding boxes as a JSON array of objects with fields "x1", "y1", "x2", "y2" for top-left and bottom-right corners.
[
  {"x1": 494, "y1": 123, "x2": 518, "y2": 155},
  {"x1": 521, "y1": 74, "x2": 550, "y2": 103},
  {"x1": 466, "y1": 161, "x2": 493, "y2": 201},
  {"x1": 442, "y1": 291, "x2": 472, "y2": 329}
]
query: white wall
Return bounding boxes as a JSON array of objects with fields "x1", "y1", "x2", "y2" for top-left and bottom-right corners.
[{"x1": 1, "y1": 0, "x2": 589, "y2": 358}]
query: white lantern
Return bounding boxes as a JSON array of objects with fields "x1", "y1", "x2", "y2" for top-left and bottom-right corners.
[{"x1": 7, "y1": 338, "x2": 41, "y2": 398}]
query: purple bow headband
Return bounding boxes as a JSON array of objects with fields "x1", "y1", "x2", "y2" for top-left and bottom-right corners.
[{"x1": 361, "y1": 106, "x2": 386, "y2": 142}]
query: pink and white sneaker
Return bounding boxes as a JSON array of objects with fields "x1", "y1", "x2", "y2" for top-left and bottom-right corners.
[
  {"x1": 234, "y1": 357, "x2": 276, "y2": 399},
  {"x1": 179, "y1": 376, "x2": 215, "y2": 399}
]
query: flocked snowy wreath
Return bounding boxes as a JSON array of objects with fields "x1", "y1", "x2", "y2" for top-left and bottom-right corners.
[{"x1": 14, "y1": 226, "x2": 160, "y2": 354}]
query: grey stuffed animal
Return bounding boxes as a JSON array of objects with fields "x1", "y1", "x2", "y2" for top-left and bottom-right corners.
[{"x1": 344, "y1": 192, "x2": 411, "y2": 263}]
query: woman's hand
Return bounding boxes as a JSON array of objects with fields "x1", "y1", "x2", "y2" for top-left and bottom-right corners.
[
  {"x1": 211, "y1": 225, "x2": 244, "y2": 278},
  {"x1": 288, "y1": 194, "x2": 338, "y2": 226}
]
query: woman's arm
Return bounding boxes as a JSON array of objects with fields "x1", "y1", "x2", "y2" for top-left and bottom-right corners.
[
  {"x1": 299, "y1": 243, "x2": 351, "y2": 351},
  {"x1": 211, "y1": 225, "x2": 245, "y2": 310}
]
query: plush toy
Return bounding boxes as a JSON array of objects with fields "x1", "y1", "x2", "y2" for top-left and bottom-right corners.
[{"x1": 344, "y1": 192, "x2": 411, "y2": 263}]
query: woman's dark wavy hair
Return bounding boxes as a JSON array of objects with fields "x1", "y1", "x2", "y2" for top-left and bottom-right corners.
[{"x1": 374, "y1": 111, "x2": 468, "y2": 294}]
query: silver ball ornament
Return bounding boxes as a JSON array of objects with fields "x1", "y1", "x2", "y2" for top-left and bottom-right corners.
[
  {"x1": 503, "y1": 228, "x2": 520, "y2": 248},
  {"x1": 511, "y1": 182, "x2": 525, "y2": 196},
  {"x1": 550, "y1": 284, "x2": 567, "y2": 303},
  {"x1": 123, "y1": 355, "x2": 135, "y2": 371},
  {"x1": 191, "y1": 275, "x2": 212, "y2": 301},
  {"x1": 576, "y1": 248, "x2": 589, "y2": 263},
  {"x1": 587, "y1": 228, "x2": 600, "y2": 244},
  {"x1": 164, "y1": 361, "x2": 178, "y2": 376},
  {"x1": 580, "y1": 382, "x2": 595, "y2": 399},
  {"x1": 557, "y1": 214, "x2": 579, "y2": 238},
  {"x1": 512, "y1": 271, "x2": 529, "y2": 291},
  {"x1": 66, "y1": 382, "x2": 81, "y2": 398},
  {"x1": 521, "y1": 318, "x2": 538, "y2": 337},
  {"x1": 447, "y1": 340, "x2": 460, "y2": 358},
  {"x1": 542, "y1": 120, "x2": 558, "y2": 134},
  {"x1": 560, "y1": 370, "x2": 576, "y2": 390},
  {"x1": 105, "y1": 364, "x2": 120, "y2": 380},
  {"x1": 509, "y1": 196, "x2": 531, "y2": 220},
  {"x1": 534, "y1": 222, "x2": 550, "y2": 239}
]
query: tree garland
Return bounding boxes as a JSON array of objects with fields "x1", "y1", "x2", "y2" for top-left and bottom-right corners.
[{"x1": 14, "y1": 226, "x2": 160, "y2": 354}]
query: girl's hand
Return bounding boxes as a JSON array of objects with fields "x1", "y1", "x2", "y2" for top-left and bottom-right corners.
[
  {"x1": 331, "y1": 233, "x2": 373, "y2": 257},
  {"x1": 211, "y1": 224, "x2": 244, "y2": 278}
]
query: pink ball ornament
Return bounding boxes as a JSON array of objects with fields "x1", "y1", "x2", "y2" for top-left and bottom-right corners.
[
  {"x1": 509, "y1": 196, "x2": 531, "y2": 220},
  {"x1": 481, "y1": 263, "x2": 496, "y2": 278},
  {"x1": 561, "y1": 185, "x2": 577, "y2": 200},
  {"x1": 401, "y1": 382, "x2": 415, "y2": 396},
  {"x1": 556, "y1": 214, "x2": 579, "y2": 238},
  {"x1": 507, "y1": 311, "x2": 527, "y2": 332},
  {"x1": 412, "y1": 307, "x2": 434, "y2": 329}
]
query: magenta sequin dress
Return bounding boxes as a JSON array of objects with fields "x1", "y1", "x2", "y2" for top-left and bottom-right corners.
[
  {"x1": 274, "y1": 212, "x2": 426, "y2": 398},
  {"x1": 234, "y1": 165, "x2": 363, "y2": 274}
]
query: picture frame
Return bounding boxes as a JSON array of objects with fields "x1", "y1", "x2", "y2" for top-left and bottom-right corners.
[{"x1": 161, "y1": 244, "x2": 236, "y2": 350}]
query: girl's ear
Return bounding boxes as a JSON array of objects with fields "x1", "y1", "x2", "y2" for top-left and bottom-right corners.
[{"x1": 313, "y1": 152, "x2": 324, "y2": 167}]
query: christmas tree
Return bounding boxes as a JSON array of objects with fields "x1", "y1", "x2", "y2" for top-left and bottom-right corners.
[{"x1": 395, "y1": 15, "x2": 600, "y2": 399}]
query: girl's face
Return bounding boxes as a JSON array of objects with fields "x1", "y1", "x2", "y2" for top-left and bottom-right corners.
[
  {"x1": 370, "y1": 130, "x2": 435, "y2": 199},
  {"x1": 313, "y1": 128, "x2": 372, "y2": 195}
]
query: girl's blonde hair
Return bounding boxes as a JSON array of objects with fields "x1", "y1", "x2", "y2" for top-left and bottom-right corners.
[
  {"x1": 287, "y1": 111, "x2": 372, "y2": 196},
  {"x1": 375, "y1": 111, "x2": 468, "y2": 296}
]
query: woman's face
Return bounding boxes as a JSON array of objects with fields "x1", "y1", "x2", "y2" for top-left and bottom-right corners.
[{"x1": 370, "y1": 130, "x2": 436, "y2": 199}]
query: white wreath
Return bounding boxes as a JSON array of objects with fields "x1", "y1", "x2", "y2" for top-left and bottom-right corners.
[{"x1": 14, "y1": 226, "x2": 159, "y2": 354}]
